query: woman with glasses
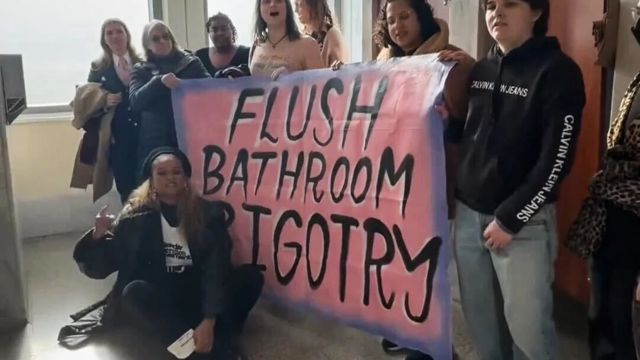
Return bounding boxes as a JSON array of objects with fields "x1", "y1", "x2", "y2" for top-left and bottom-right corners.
[
  {"x1": 195, "y1": 13, "x2": 251, "y2": 78},
  {"x1": 129, "y1": 20, "x2": 210, "y2": 169}
]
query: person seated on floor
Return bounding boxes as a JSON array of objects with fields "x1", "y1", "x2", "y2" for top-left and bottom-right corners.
[{"x1": 60, "y1": 146, "x2": 263, "y2": 360}]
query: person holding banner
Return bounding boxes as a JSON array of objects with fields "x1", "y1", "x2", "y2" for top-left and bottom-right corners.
[
  {"x1": 373, "y1": 2, "x2": 473, "y2": 359},
  {"x1": 375, "y1": 0, "x2": 473, "y2": 222},
  {"x1": 249, "y1": 0, "x2": 324, "y2": 79},
  {"x1": 129, "y1": 20, "x2": 210, "y2": 173},
  {"x1": 66, "y1": 147, "x2": 264, "y2": 360},
  {"x1": 294, "y1": 0, "x2": 349, "y2": 68},
  {"x1": 441, "y1": 0, "x2": 586, "y2": 359},
  {"x1": 195, "y1": 13, "x2": 251, "y2": 78}
]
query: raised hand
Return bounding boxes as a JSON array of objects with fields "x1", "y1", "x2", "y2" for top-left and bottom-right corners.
[{"x1": 93, "y1": 205, "x2": 115, "y2": 240}]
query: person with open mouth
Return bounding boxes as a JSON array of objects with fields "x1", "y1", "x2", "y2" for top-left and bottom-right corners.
[{"x1": 249, "y1": 0, "x2": 324, "y2": 80}]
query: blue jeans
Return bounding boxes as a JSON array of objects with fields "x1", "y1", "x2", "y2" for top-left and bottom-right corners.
[{"x1": 453, "y1": 201, "x2": 558, "y2": 360}]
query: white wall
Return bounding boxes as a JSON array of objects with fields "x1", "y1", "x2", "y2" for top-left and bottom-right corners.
[
  {"x1": 163, "y1": 0, "x2": 208, "y2": 51},
  {"x1": 6, "y1": 117, "x2": 121, "y2": 240},
  {"x1": 448, "y1": 1, "x2": 492, "y2": 58},
  {"x1": 611, "y1": 1, "x2": 640, "y2": 120}
]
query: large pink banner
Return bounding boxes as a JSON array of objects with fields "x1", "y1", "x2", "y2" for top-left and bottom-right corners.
[{"x1": 173, "y1": 55, "x2": 452, "y2": 358}]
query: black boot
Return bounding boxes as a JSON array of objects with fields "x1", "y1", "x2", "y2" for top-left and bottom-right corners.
[
  {"x1": 381, "y1": 338, "x2": 403, "y2": 353},
  {"x1": 405, "y1": 350, "x2": 434, "y2": 360}
]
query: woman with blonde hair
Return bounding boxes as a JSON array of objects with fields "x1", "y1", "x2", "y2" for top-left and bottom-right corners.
[
  {"x1": 129, "y1": 20, "x2": 210, "y2": 169},
  {"x1": 294, "y1": 0, "x2": 348, "y2": 67},
  {"x1": 66, "y1": 147, "x2": 263, "y2": 359},
  {"x1": 74, "y1": 18, "x2": 142, "y2": 203}
]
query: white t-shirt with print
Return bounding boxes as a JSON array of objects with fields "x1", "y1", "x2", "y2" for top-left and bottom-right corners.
[{"x1": 161, "y1": 215, "x2": 193, "y2": 271}]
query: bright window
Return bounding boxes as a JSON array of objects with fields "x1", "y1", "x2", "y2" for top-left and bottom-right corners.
[
  {"x1": 0, "y1": 0, "x2": 149, "y2": 107},
  {"x1": 207, "y1": 0, "x2": 257, "y2": 48},
  {"x1": 337, "y1": 0, "x2": 370, "y2": 62}
]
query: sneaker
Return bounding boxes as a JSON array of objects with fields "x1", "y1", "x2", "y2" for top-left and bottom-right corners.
[
  {"x1": 381, "y1": 338, "x2": 404, "y2": 353},
  {"x1": 405, "y1": 350, "x2": 434, "y2": 360}
]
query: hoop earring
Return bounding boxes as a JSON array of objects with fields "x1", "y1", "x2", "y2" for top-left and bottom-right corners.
[{"x1": 151, "y1": 188, "x2": 158, "y2": 200}]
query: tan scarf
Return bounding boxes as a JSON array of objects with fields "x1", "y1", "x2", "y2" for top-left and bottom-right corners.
[{"x1": 568, "y1": 72, "x2": 640, "y2": 258}]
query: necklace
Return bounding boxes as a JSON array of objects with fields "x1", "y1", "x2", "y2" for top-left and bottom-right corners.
[{"x1": 267, "y1": 34, "x2": 288, "y2": 48}]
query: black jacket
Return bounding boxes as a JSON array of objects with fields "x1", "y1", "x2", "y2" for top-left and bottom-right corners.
[
  {"x1": 70, "y1": 200, "x2": 232, "y2": 327},
  {"x1": 88, "y1": 61, "x2": 140, "y2": 144},
  {"x1": 195, "y1": 46, "x2": 250, "y2": 78},
  {"x1": 129, "y1": 51, "x2": 210, "y2": 167},
  {"x1": 453, "y1": 37, "x2": 586, "y2": 234}
]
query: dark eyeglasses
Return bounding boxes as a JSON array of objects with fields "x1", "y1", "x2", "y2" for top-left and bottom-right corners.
[{"x1": 151, "y1": 33, "x2": 171, "y2": 43}]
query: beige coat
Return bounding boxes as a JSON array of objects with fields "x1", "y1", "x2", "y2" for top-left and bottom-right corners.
[{"x1": 69, "y1": 83, "x2": 115, "y2": 202}]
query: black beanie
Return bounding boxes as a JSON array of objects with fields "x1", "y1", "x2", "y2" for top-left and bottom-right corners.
[{"x1": 141, "y1": 146, "x2": 192, "y2": 180}]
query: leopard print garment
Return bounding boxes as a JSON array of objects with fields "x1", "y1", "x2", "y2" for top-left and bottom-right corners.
[{"x1": 567, "y1": 72, "x2": 640, "y2": 258}]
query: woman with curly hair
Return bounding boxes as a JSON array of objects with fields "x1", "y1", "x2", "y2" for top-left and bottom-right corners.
[
  {"x1": 373, "y1": 1, "x2": 473, "y2": 359},
  {"x1": 196, "y1": 13, "x2": 251, "y2": 78}
]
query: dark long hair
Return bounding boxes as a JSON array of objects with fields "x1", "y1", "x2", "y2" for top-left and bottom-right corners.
[
  {"x1": 301, "y1": 0, "x2": 336, "y2": 34},
  {"x1": 253, "y1": 0, "x2": 302, "y2": 43},
  {"x1": 92, "y1": 18, "x2": 142, "y2": 72},
  {"x1": 373, "y1": 0, "x2": 440, "y2": 57},
  {"x1": 481, "y1": 0, "x2": 549, "y2": 37}
]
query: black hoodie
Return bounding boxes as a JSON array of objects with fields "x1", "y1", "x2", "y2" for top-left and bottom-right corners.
[{"x1": 453, "y1": 37, "x2": 586, "y2": 234}]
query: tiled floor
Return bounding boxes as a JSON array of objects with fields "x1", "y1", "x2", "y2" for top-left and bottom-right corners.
[{"x1": 0, "y1": 232, "x2": 590, "y2": 360}]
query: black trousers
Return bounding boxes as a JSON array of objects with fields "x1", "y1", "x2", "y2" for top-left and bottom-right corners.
[
  {"x1": 110, "y1": 135, "x2": 139, "y2": 204},
  {"x1": 119, "y1": 264, "x2": 263, "y2": 359},
  {"x1": 590, "y1": 203, "x2": 640, "y2": 360}
]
